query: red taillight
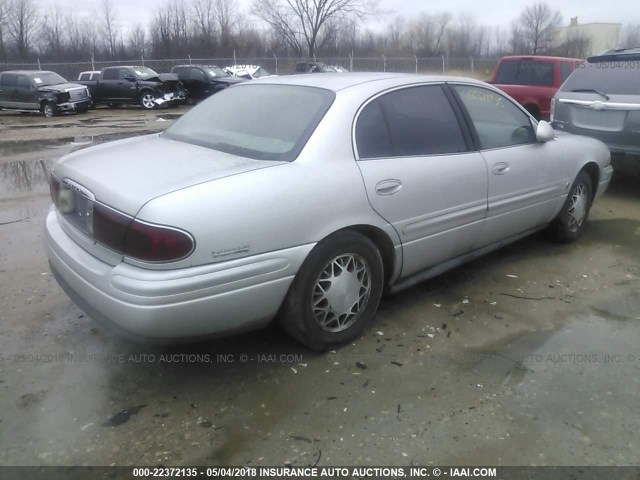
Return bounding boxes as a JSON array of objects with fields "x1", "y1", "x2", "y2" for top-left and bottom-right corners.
[
  {"x1": 123, "y1": 220, "x2": 194, "y2": 262},
  {"x1": 93, "y1": 203, "x2": 133, "y2": 253},
  {"x1": 49, "y1": 174, "x2": 60, "y2": 206},
  {"x1": 92, "y1": 203, "x2": 193, "y2": 263}
]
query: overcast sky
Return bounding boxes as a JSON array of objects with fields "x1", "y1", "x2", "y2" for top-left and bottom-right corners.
[{"x1": 45, "y1": 0, "x2": 638, "y2": 34}]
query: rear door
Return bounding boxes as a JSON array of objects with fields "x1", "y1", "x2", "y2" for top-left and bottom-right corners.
[
  {"x1": 451, "y1": 83, "x2": 566, "y2": 248},
  {"x1": 0, "y1": 73, "x2": 18, "y2": 107},
  {"x1": 355, "y1": 84, "x2": 488, "y2": 278},
  {"x1": 15, "y1": 75, "x2": 37, "y2": 108}
]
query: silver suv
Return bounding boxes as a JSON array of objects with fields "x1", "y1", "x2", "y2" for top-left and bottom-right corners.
[{"x1": 552, "y1": 48, "x2": 640, "y2": 172}]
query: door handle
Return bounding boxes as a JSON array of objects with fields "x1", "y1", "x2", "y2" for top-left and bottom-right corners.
[
  {"x1": 375, "y1": 179, "x2": 402, "y2": 196},
  {"x1": 492, "y1": 162, "x2": 510, "y2": 175}
]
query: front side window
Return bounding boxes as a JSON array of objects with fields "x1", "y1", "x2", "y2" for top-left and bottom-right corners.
[
  {"x1": 79, "y1": 73, "x2": 90, "y2": 81},
  {"x1": 454, "y1": 85, "x2": 536, "y2": 150},
  {"x1": 163, "y1": 84, "x2": 334, "y2": 161},
  {"x1": 356, "y1": 85, "x2": 467, "y2": 159},
  {"x1": 102, "y1": 69, "x2": 118, "y2": 80},
  {"x1": 16, "y1": 75, "x2": 31, "y2": 89}
]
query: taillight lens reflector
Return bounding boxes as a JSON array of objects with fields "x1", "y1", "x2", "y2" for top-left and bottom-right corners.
[{"x1": 124, "y1": 220, "x2": 194, "y2": 262}]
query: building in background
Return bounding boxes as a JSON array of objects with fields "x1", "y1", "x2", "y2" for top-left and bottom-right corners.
[{"x1": 552, "y1": 18, "x2": 621, "y2": 58}]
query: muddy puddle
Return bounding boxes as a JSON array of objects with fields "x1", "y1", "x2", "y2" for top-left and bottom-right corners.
[{"x1": 0, "y1": 131, "x2": 160, "y2": 198}]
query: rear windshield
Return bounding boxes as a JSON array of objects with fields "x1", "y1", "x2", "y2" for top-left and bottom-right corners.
[
  {"x1": 163, "y1": 85, "x2": 335, "y2": 161},
  {"x1": 560, "y1": 61, "x2": 640, "y2": 95},
  {"x1": 495, "y1": 59, "x2": 554, "y2": 86}
]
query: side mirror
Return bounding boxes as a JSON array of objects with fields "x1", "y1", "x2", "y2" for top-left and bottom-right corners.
[{"x1": 536, "y1": 120, "x2": 555, "y2": 143}]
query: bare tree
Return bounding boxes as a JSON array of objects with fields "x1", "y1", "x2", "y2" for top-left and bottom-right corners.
[
  {"x1": 251, "y1": 0, "x2": 379, "y2": 58},
  {"x1": 192, "y1": 0, "x2": 216, "y2": 50},
  {"x1": 129, "y1": 24, "x2": 147, "y2": 58},
  {"x1": 40, "y1": 6, "x2": 65, "y2": 58},
  {"x1": 620, "y1": 24, "x2": 640, "y2": 49},
  {"x1": 214, "y1": 0, "x2": 236, "y2": 47},
  {"x1": 0, "y1": 0, "x2": 8, "y2": 59},
  {"x1": 7, "y1": 0, "x2": 40, "y2": 59},
  {"x1": 100, "y1": 0, "x2": 118, "y2": 57},
  {"x1": 517, "y1": 2, "x2": 561, "y2": 54}
]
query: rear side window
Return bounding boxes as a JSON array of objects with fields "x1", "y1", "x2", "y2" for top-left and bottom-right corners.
[
  {"x1": 1, "y1": 73, "x2": 17, "y2": 86},
  {"x1": 16, "y1": 75, "x2": 31, "y2": 88},
  {"x1": 356, "y1": 85, "x2": 467, "y2": 159},
  {"x1": 495, "y1": 60, "x2": 554, "y2": 86},
  {"x1": 560, "y1": 61, "x2": 640, "y2": 95}
]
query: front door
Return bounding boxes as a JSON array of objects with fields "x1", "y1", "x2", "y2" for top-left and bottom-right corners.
[{"x1": 451, "y1": 84, "x2": 566, "y2": 248}]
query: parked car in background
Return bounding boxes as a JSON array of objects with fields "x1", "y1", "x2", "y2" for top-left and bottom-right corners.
[
  {"x1": 76, "y1": 66, "x2": 185, "y2": 109},
  {"x1": 170, "y1": 65, "x2": 245, "y2": 103},
  {"x1": 295, "y1": 61, "x2": 335, "y2": 73},
  {"x1": 77, "y1": 71, "x2": 101, "y2": 82},
  {"x1": 552, "y1": 48, "x2": 640, "y2": 174},
  {"x1": 45, "y1": 73, "x2": 612, "y2": 350},
  {"x1": 0, "y1": 70, "x2": 91, "y2": 117},
  {"x1": 330, "y1": 65, "x2": 349, "y2": 73},
  {"x1": 224, "y1": 65, "x2": 275, "y2": 79},
  {"x1": 490, "y1": 55, "x2": 580, "y2": 120}
]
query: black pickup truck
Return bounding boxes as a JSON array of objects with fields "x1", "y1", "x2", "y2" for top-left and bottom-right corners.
[
  {"x1": 0, "y1": 70, "x2": 92, "y2": 117},
  {"x1": 76, "y1": 66, "x2": 185, "y2": 109}
]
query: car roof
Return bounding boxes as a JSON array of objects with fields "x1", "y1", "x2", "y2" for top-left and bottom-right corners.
[
  {"x1": 588, "y1": 47, "x2": 640, "y2": 62},
  {"x1": 250, "y1": 72, "x2": 486, "y2": 92},
  {"x1": 498, "y1": 55, "x2": 582, "y2": 62},
  {"x1": 1, "y1": 70, "x2": 56, "y2": 75},
  {"x1": 173, "y1": 64, "x2": 220, "y2": 68}
]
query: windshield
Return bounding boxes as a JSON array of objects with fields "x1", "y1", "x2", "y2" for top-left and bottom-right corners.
[
  {"x1": 252, "y1": 67, "x2": 270, "y2": 78},
  {"x1": 206, "y1": 66, "x2": 230, "y2": 78},
  {"x1": 163, "y1": 85, "x2": 334, "y2": 161},
  {"x1": 560, "y1": 61, "x2": 640, "y2": 95},
  {"x1": 133, "y1": 67, "x2": 159, "y2": 80},
  {"x1": 33, "y1": 72, "x2": 67, "y2": 87},
  {"x1": 495, "y1": 59, "x2": 554, "y2": 86}
]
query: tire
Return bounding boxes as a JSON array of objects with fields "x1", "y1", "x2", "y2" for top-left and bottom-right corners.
[
  {"x1": 548, "y1": 170, "x2": 593, "y2": 243},
  {"x1": 42, "y1": 102, "x2": 58, "y2": 118},
  {"x1": 140, "y1": 92, "x2": 157, "y2": 110},
  {"x1": 280, "y1": 231, "x2": 384, "y2": 351}
]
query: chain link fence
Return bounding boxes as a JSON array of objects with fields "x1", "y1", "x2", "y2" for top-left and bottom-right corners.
[{"x1": 0, "y1": 56, "x2": 498, "y2": 81}]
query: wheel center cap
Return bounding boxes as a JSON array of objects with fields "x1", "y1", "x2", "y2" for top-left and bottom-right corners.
[{"x1": 326, "y1": 270, "x2": 361, "y2": 315}]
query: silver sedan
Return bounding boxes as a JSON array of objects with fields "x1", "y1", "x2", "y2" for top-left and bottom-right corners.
[{"x1": 45, "y1": 73, "x2": 613, "y2": 349}]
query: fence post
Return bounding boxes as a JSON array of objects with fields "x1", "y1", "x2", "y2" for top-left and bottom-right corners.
[
  {"x1": 188, "y1": 54, "x2": 192, "y2": 65},
  {"x1": 414, "y1": 54, "x2": 418, "y2": 73},
  {"x1": 441, "y1": 55, "x2": 445, "y2": 74},
  {"x1": 382, "y1": 54, "x2": 386, "y2": 72},
  {"x1": 37, "y1": 58, "x2": 41, "y2": 70},
  {"x1": 141, "y1": 55, "x2": 145, "y2": 67},
  {"x1": 274, "y1": 54, "x2": 278, "y2": 75},
  {"x1": 91, "y1": 53, "x2": 95, "y2": 71},
  {"x1": 233, "y1": 49, "x2": 237, "y2": 65},
  {"x1": 470, "y1": 56, "x2": 474, "y2": 74},
  {"x1": 349, "y1": 50, "x2": 353, "y2": 72}
]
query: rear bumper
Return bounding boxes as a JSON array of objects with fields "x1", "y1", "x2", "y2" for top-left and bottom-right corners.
[{"x1": 45, "y1": 207, "x2": 313, "y2": 341}]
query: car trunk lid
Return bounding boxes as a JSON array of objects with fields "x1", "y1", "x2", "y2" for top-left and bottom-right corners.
[{"x1": 53, "y1": 133, "x2": 286, "y2": 217}]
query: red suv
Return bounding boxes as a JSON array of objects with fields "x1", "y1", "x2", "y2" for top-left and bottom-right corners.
[{"x1": 490, "y1": 55, "x2": 581, "y2": 121}]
